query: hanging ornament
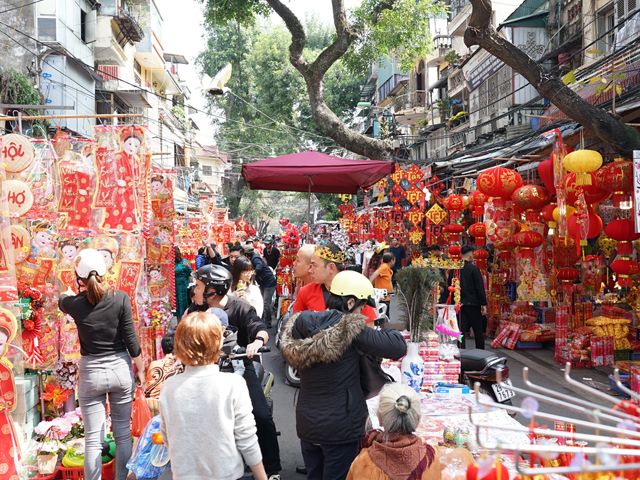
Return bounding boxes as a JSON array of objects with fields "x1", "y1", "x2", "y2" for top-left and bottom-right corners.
[
  {"x1": 612, "y1": 259, "x2": 640, "y2": 287},
  {"x1": 605, "y1": 219, "x2": 640, "y2": 256},
  {"x1": 564, "y1": 172, "x2": 611, "y2": 206},
  {"x1": 467, "y1": 190, "x2": 488, "y2": 218},
  {"x1": 511, "y1": 184, "x2": 551, "y2": 223},
  {"x1": 468, "y1": 223, "x2": 487, "y2": 246},
  {"x1": 563, "y1": 149, "x2": 603, "y2": 186},
  {"x1": 477, "y1": 167, "x2": 523, "y2": 198},
  {"x1": 538, "y1": 158, "x2": 557, "y2": 195},
  {"x1": 596, "y1": 158, "x2": 633, "y2": 210},
  {"x1": 473, "y1": 248, "x2": 489, "y2": 270},
  {"x1": 514, "y1": 231, "x2": 544, "y2": 262}
]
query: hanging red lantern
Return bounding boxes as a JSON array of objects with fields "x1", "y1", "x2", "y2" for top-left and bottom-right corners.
[
  {"x1": 596, "y1": 159, "x2": 633, "y2": 209},
  {"x1": 477, "y1": 167, "x2": 523, "y2": 199},
  {"x1": 612, "y1": 259, "x2": 640, "y2": 287},
  {"x1": 565, "y1": 172, "x2": 611, "y2": 206},
  {"x1": 473, "y1": 248, "x2": 489, "y2": 270},
  {"x1": 512, "y1": 184, "x2": 551, "y2": 223},
  {"x1": 444, "y1": 223, "x2": 465, "y2": 244},
  {"x1": 604, "y1": 219, "x2": 640, "y2": 255},
  {"x1": 514, "y1": 231, "x2": 544, "y2": 259},
  {"x1": 557, "y1": 267, "x2": 579, "y2": 282},
  {"x1": 448, "y1": 245, "x2": 461, "y2": 259},
  {"x1": 567, "y1": 210, "x2": 603, "y2": 240},
  {"x1": 468, "y1": 191, "x2": 488, "y2": 217},
  {"x1": 468, "y1": 223, "x2": 487, "y2": 246},
  {"x1": 553, "y1": 237, "x2": 581, "y2": 267},
  {"x1": 442, "y1": 195, "x2": 468, "y2": 211},
  {"x1": 493, "y1": 240, "x2": 517, "y2": 260},
  {"x1": 542, "y1": 203, "x2": 557, "y2": 235}
]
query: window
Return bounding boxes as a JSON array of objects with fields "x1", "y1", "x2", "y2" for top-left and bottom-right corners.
[
  {"x1": 81, "y1": 10, "x2": 87, "y2": 42},
  {"x1": 37, "y1": 0, "x2": 57, "y2": 41},
  {"x1": 202, "y1": 165, "x2": 213, "y2": 177},
  {"x1": 596, "y1": 7, "x2": 615, "y2": 55}
]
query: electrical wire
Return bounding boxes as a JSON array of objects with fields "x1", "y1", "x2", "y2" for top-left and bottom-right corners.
[{"x1": 0, "y1": 0, "x2": 43, "y2": 15}]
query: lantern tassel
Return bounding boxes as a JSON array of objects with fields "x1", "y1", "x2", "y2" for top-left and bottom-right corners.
[{"x1": 576, "y1": 173, "x2": 593, "y2": 186}]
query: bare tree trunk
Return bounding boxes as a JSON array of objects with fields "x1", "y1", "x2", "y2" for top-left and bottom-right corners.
[
  {"x1": 265, "y1": 0, "x2": 394, "y2": 161},
  {"x1": 464, "y1": 0, "x2": 640, "y2": 156}
]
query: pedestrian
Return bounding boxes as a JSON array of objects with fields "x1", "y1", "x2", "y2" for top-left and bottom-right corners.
[
  {"x1": 174, "y1": 246, "x2": 193, "y2": 322},
  {"x1": 388, "y1": 237, "x2": 406, "y2": 291},
  {"x1": 58, "y1": 249, "x2": 145, "y2": 480},
  {"x1": 159, "y1": 311, "x2": 270, "y2": 480},
  {"x1": 447, "y1": 245, "x2": 487, "y2": 349},
  {"x1": 244, "y1": 243, "x2": 277, "y2": 328},
  {"x1": 281, "y1": 271, "x2": 406, "y2": 480},
  {"x1": 346, "y1": 383, "x2": 441, "y2": 480},
  {"x1": 195, "y1": 247, "x2": 207, "y2": 269},
  {"x1": 365, "y1": 242, "x2": 387, "y2": 279},
  {"x1": 293, "y1": 244, "x2": 314, "y2": 288},
  {"x1": 369, "y1": 252, "x2": 395, "y2": 318},
  {"x1": 188, "y1": 265, "x2": 281, "y2": 477},
  {"x1": 145, "y1": 329, "x2": 183, "y2": 399},
  {"x1": 263, "y1": 235, "x2": 280, "y2": 270},
  {"x1": 229, "y1": 256, "x2": 264, "y2": 318}
]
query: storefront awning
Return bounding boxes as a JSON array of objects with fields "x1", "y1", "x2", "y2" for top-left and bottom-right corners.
[{"x1": 115, "y1": 90, "x2": 152, "y2": 109}]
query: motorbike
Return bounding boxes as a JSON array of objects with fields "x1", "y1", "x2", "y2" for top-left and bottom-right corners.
[
  {"x1": 460, "y1": 349, "x2": 515, "y2": 408},
  {"x1": 275, "y1": 306, "x2": 300, "y2": 387}
]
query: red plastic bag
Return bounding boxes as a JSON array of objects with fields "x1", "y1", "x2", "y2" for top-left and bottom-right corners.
[{"x1": 131, "y1": 386, "x2": 152, "y2": 437}]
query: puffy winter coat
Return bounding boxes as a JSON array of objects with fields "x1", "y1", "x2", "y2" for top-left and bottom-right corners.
[{"x1": 281, "y1": 310, "x2": 406, "y2": 445}]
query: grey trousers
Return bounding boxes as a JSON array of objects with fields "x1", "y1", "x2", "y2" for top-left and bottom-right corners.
[
  {"x1": 78, "y1": 351, "x2": 135, "y2": 480},
  {"x1": 261, "y1": 285, "x2": 276, "y2": 326}
]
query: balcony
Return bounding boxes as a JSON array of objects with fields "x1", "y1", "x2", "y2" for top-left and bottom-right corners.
[
  {"x1": 135, "y1": 30, "x2": 165, "y2": 70},
  {"x1": 113, "y1": 4, "x2": 145, "y2": 43},
  {"x1": 426, "y1": 35, "x2": 453, "y2": 67}
]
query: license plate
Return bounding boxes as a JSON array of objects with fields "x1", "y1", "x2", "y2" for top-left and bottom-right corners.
[{"x1": 492, "y1": 379, "x2": 516, "y2": 402}]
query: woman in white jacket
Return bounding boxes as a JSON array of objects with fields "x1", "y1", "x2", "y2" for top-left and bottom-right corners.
[{"x1": 229, "y1": 256, "x2": 264, "y2": 317}]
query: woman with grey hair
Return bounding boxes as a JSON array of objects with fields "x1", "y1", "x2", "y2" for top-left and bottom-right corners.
[{"x1": 346, "y1": 384, "x2": 442, "y2": 480}]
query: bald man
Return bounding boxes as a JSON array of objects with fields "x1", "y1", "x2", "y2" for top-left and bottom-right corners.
[{"x1": 293, "y1": 244, "x2": 314, "y2": 286}]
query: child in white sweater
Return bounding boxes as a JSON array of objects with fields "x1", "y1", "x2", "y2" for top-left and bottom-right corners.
[{"x1": 159, "y1": 311, "x2": 268, "y2": 480}]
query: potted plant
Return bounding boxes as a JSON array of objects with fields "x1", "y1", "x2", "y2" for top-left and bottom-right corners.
[
  {"x1": 395, "y1": 265, "x2": 442, "y2": 392},
  {"x1": 33, "y1": 409, "x2": 84, "y2": 474}
]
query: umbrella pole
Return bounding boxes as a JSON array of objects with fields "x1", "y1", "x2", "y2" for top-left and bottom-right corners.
[{"x1": 307, "y1": 177, "x2": 311, "y2": 243}]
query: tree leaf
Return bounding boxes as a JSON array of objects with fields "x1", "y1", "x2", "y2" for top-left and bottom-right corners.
[
  {"x1": 603, "y1": 85, "x2": 613, "y2": 94},
  {"x1": 562, "y1": 70, "x2": 577, "y2": 85},
  {"x1": 589, "y1": 77, "x2": 602, "y2": 84},
  {"x1": 587, "y1": 49, "x2": 602, "y2": 54},
  {"x1": 616, "y1": 85, "x2": 622, "y2": 95}
]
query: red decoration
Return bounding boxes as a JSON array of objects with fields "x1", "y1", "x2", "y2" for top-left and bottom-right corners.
[
  {"x1": 553, "y1": 237, "x2": 581, "y2": 267},
  {"x1": 612, "y1": 259, "x2": 640, "y2": 287},
  {"x1": 405, "y1": 185, "x2": 425, "y2": 205},
  {"x1": 279, "y1": 218, "x2": 290, "y2": 226},
  {"x1": 477, "y1": 167, "x2": 523, "y2": 199},
  {"x1": 448, "y1": 245, "x2": 461, "y2": 259},
  {"x1": 564, "y1": 172, "x2": 611, "y2": 206},
  {"x1": 469, "y1": 223, "x2": 487, "y2": 246},
  {"x1": 404, "y1": 165, "x2": 424, "y2": 185},
  {"x1": 466, "y1": 461, "x2": 509, "y2": 480},
  {"x1": 542, "y1": 203, "x2": 557, "y2": 223},
  {"x1": 558, "y1": 267, "x2": 579, "y2": 282},
  {"x1": 605, "y1": 219, "x2": 640, "y2": 255},
  {"x1": 468, "y1": 191, "x2": 488, "y2": 217},
  {"x1": 442, "y1": 195, "x2": 467, "y2": 211},
  {"x1": 514, "y1": 230, "x2": 544, "y2": 260},
  {"x1": 512, "y1": 185, "x2": 551, "y2": 211},
  {"x1": 444, "y1": 223, "x2": 464, "y2": 243},
  {"x1": 389, "y1": 184, "x2": 405, "y2": 204},
  {"x1": 597, "y1": 160, "x2": 633, "y2": 209},
  {"x1": 473, "y1": 248, "x2": 489, "y2": 270},
  {"x1": 538, "y1": 158, "x2": 556, "y2": 195},
  {"x1": 567, "y1": 210, "x2": 603, "y2": 240}
]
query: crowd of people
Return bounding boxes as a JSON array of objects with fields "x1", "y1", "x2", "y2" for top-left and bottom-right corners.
[{"x1": 61, "y1": 232, "x2": 486, "y2": 480}]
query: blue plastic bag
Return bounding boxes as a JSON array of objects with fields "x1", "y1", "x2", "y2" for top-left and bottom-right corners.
[{"x1": 126, "y1": 415, "x2": 170, "y2": 479}]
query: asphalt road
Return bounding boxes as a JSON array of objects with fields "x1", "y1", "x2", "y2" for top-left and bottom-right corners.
[{"x1": 261, "y1": 296, "x2": 623, "y2": 479}]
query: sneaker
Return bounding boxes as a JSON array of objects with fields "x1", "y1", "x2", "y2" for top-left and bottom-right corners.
[{"x1": 268, "y1": 476, "x2": 281, "y2": 480}]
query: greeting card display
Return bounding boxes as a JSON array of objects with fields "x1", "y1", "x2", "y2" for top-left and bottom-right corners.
[
  {"x1": 16, "y1": 220, "x2": 57, "y2": 287},
  {"x1": 150, "y1": 171, "x2": 176, "y2": 222},
  {"x1": 58, "y1": 143, "x2": 98, "y2": 232}
]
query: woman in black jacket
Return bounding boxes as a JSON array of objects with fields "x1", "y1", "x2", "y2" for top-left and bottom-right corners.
[{"x1": 281, "y1": 270, "x2": 407, "y2": 480}]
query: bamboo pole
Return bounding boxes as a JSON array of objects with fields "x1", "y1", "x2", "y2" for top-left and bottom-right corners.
[{"x1": 0, "y1": 113, "x2": 143, "y2": 121}]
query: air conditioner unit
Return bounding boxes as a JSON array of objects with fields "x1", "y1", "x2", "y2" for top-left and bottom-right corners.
[{"x1": 465, "y1": 130, "x2": 476, "y2": 145}]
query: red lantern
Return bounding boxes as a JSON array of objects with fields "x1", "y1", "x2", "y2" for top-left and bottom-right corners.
[
  {"x1": 542, "y1": 203, "x2": 557, "y2": 233},
  {"x1": 567, "y1": 210, "x2": 603, "y2": 240},
  {"x1": 473, "y1": 248, "x2": 489, "y2": 270},
  {"x1": 468, "y1": 191, "x2": 488, "y2": 217},
  {"x1": 477, "y1": 167, "x2": 523, "y2": 199},
  {"x1": 442, "y1": 195, "x2": 468, "y2": 211},
  {"x1": 514, "y1": 231, "x2": 544, "y2": 259},
  {"x1": 468, "y1": 223, "x2": 487, "y2": 246},
  {"x1": 553, "y1": 237, "x2": 581, "y2": 267},
  {"x1": 604, "y1": 219, "x2": 640, "y2": 255},
  {"x1": 538, "y1": 158, "x2": 556, "y2": 196},
  {"x1": 596, "y1": 159, "x2": 633, "y2": 209},
  {"x1": 448, "y1": 245, "x2": 461, "y2": 259},
  {"x1": 493, "y1": 240, "x2": 517, "y2": 260},
  {"x1": 444, "y1": 223, "x2": 465, "y2": 244},
  {"x1": 564, "y1": 172, "x2": 611, "y2": 206},
  {"x1": 612, "y1": 259, "x2": 640, "y2": 287},
  {"x1": 512, "y1": 185, "x2": 551, "y2": 210},
  {"x1": 558, "y1": 267, "x2": 579, "y2": 282}
]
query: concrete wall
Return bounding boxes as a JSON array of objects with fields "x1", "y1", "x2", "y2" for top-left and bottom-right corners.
[{"x1": 0, "y1": 1, "x2": 38, "y2": 76}]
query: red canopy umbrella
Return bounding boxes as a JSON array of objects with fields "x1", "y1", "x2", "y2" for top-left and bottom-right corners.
[{"x1": 241, "y1": 151, "x2": 395, "y2": 235}]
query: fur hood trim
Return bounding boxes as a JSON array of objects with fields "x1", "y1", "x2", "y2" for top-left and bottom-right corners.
[{"x1": 281, "y1": 311, "x2": 367, "y2": 371}]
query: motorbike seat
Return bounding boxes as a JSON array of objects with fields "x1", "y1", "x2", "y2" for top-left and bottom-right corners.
[
  {"x1": 460, "y1": 349, "x2": 499, "y2": 372},
  {"x1": 254, "y1": 362, "x2": 265, "y2": 383}
]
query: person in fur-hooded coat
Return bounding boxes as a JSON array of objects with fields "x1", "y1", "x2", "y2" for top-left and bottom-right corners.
[{"x1": 281, "y1": 304, "x2": 406, "y2": 480}]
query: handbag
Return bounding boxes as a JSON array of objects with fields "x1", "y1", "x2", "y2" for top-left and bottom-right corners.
[{"x1": 355, "y1": 346, "x2": 394, "y2": 399}]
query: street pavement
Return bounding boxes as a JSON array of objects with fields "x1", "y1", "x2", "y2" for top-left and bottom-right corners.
[{"x1": 261, "y1": 295, "x2": 620, "y2": 479}]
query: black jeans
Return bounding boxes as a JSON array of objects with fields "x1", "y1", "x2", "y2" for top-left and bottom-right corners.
[
  {"x1": 243, "y1": 362, "x2": 281, "y2": 475},
  {"x1": 300, "y1": 440, "x2": 360, "y2": 480},
  {"x1": 459, "y1": 305, "x2": 485, "y2": 350},
  {"x1": 260, "y1": 285, "x2": 276, "y2": 326}
]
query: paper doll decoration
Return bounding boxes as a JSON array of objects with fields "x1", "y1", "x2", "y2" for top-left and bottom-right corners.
[
  {"x1": 91, "y1": 236, "x2": 120, "y2": 289},
  {"x1": 16, "y1": 221, "x2": 57, "y2": 286},
  {"x1": 147, "y1": 225, "x2": 173, "y2": 264},
  {"x1": 150, "y1": 174, "x2": 175, "y2": 222},
  {"x1": 583, "y1": 255, "x2": 603, "y2": 295},
  {"x1": 58, "y1": 238, "x2": 81, "y2": 291},
  {"x1": 0, "y1": 308, "x2": 20, "y2": 480},
  {"x1": 147, "y1": 265, "x2": 170, "y2": 300},
  {"x1": 1, "y1": 133, "x2": 34, "y2": 173}
]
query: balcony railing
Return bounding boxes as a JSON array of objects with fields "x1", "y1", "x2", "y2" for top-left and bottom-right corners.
[
  {"x1": 391, "y1": 90, "x2": 429, "y2": 111},
  {"x1": 448, "y1": 0, "x2": 469, "y2": 20},
  {"x1": 114, "y1": 4, "x2": 145, "y2": 43}
]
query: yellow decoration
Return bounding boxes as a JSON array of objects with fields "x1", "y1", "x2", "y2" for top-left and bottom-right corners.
[
  {"x1": 563, "y1": 150, "x2": 603, "y2": 186},
  {"x1": 552, "y1": 205, "x2": 576, "y2": 222},
  {"x1": 314, "y1": 245, "x2": 346, "y2": 263},
  {"x1": 338, "y1": 194, "x2": 352, "y2": 203},
  {"x1": 425, "y1": 204, "x2": 447, "y2": 225}
]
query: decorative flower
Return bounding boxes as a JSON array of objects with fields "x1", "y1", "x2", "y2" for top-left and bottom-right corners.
[{"x1": 41, "y1": 383, "x2": 72, "y2": 407}]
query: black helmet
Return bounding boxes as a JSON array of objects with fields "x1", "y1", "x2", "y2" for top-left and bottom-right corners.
[{"x1": 194, "y1": 264, "x2": 232, "y2": 298}]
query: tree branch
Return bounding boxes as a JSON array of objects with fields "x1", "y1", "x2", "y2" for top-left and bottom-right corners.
[
  {"x1": 266, "y1": 0, "x2": 394, "y2": 160},
  {"x1": 464, "y1": 0, "x2": 640, "y2": 156}
]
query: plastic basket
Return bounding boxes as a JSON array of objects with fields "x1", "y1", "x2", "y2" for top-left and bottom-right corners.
[
  {"x1": 59, "y1": 459, "x2": 116, "y2": 480},
  {"x1": 30, "y1": 468, "x2": 62, "y2": 480},
  {"x1": 609, "y1": 374, "x2": 630, "y2": 396}
]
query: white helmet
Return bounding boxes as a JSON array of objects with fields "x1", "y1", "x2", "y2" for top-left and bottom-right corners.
[{"x1": 75, "y1": 249, "x2": 107, "y2": 278}]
